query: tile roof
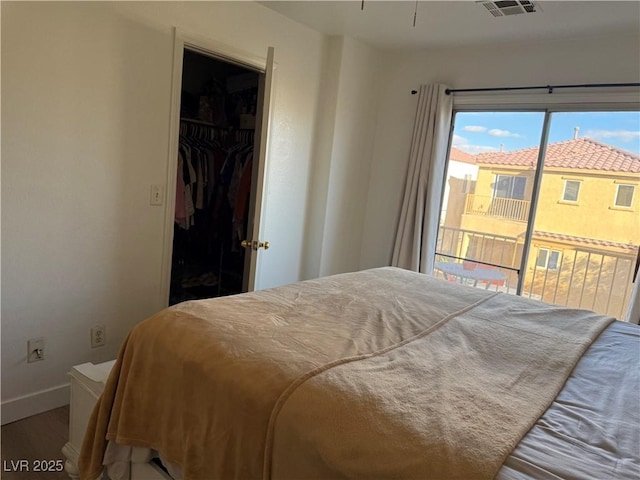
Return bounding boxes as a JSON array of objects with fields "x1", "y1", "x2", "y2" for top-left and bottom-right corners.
[
  {"x1": 475, "y1": 137, "x2": 640, "y2": 173},
  {"x1": 449, "y1": 146, "x2": 476, "y2": 165},
  {"x1": 529, "y1": 230, "x2": 638, "y2": 253}
]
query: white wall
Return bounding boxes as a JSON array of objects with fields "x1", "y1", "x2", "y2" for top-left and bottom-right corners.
[
  {"x1": 1, "y1": 1, "x2": 326, "y2": 422},
  {"x1": 322, "y1": 36, "x2": 381, "y2": 276},
  {"x1": 301, "y1": 36, "x2": 343, "y2": 280},
  {"x1": 360, "y1": 31, "x2": 640, "y2": 271},
  {"x1": 303, "y1": 35, "x2": 382, "y2": 278}
]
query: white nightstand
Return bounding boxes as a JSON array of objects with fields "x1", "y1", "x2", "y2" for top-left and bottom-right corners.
[
  {"x1": 62, "y1": 360, "x2": 116, "y2": 480},
  {"x1": 62, "y1": 361, "x2": 172, "y2": 480}
]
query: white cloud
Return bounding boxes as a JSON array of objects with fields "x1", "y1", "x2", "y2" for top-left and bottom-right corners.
[
  {"x1": 452, "y1": 134, "x2": 468, "y2": 146},
  {"x1": 488, "y1": 129, "x2": 521, "y2": 138},
  {"x1": 462, "y1": 125, "x2": 487, "y2": 133},
  {"x1": 584, "y1": 129, "x2": 640, "y2": 143},
  {"x1": 456, "y1": 144, "x2": 499, "y2": 155},
  {"x1": 452, "y1": 134, "x2": 499, "y2": 154}
]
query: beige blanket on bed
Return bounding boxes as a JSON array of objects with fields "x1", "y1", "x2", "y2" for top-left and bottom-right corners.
[{"x1": 79, "y1": 267, "x2": 612, "y2": 480}]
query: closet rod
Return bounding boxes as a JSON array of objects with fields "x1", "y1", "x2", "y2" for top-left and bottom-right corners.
[
  {"x1": 180, "y1": 117, "x2": 255, "y2": 131},
  {"x1": 409, "y1": 82, "x2": 640, "y2": 95},
  {"x1": 180, "y1": 117, "x2": 225, "y2": 128}
]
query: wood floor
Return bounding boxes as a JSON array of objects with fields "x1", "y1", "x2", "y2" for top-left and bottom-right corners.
[{"x1": 1, "y1": 406, "x2": 70, "y2": 480}]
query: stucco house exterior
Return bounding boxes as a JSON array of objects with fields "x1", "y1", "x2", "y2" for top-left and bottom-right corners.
[{"x1": 440, "y1": 137, "x2": 639, "y2": 318}]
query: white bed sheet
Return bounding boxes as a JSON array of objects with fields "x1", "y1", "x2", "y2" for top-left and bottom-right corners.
[{"x1": 497, "y1": 321, "x2": 640, "y2": 479}]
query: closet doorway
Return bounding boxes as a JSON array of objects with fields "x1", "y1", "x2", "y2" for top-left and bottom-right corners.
[{"x1": 167, "y1": 44, "x2": 273, "y2": 306}]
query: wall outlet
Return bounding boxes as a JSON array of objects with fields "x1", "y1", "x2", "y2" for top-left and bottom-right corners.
[
  {"x1": 150, "y1": 184, "x2": 164, "y2": 206},
  {"x1": 91, "y1": 325, "x2": 106, "y2": 348},
  {"x1": 27, "y1": 338, "x2": 45, "y2": 363}
]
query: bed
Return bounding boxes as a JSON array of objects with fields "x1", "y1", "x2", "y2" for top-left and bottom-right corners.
[{"x1": 77, "y1": 267, "x2": 639, "y2": 479}]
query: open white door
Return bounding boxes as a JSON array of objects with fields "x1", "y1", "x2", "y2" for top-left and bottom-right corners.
[{"x1": 242, "y1": 46, "x2": 274, "y2": 292}]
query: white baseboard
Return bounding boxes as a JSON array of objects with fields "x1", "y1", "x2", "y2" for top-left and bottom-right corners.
[{"x1": 1, "y1": 383, "x2": 70, "y2": 425}]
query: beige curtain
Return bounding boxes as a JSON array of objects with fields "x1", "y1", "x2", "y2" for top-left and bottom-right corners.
[{"x1": 391, "y1": 84, "x2": 453, "y2": 274}]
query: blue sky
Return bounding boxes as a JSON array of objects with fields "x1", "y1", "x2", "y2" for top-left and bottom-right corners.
[{"x1": 452, "y1": 111, "x2": 640, "y2": 156}]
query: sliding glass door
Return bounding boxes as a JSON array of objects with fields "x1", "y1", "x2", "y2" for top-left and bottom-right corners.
[
  {"x1": 435, "y1": 111, "x2": 545, "y2": 293},
  {"x1": 523, "y1": 111, "x2": 639, "y2": 318},
  {"x1": 435, "y1": 109, "x2": 639, "y2": 319}
]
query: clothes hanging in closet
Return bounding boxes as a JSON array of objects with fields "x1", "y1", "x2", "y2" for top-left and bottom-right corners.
[{"x1": 175, "y1": 122, "x2": 254, "y2": 246}]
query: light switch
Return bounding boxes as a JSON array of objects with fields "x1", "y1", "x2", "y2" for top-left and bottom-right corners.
[{"x1": 150, "y1": 184, "x2": 164, "y2": 206}]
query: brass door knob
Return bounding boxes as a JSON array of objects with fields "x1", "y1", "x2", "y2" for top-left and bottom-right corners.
[{"x1": 241, "y1": 240, "x2": 270, "y2": 250}]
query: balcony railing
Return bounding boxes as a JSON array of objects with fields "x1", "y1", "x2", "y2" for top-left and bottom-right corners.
[
  {"x1": 464, "y1": 194, "x2": 530, "y2": 222},
  {"x1": 436, "y1": 225, "x2": 637, "y2": 319},
  {"x1": 523, "y1": 248, "x2": 637, "y2": 320}
]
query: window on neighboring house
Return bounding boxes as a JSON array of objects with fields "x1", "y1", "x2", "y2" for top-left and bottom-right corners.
[
  {"x1": 562, "y1": 180, "x2": 581, "y2": 202},
  {"x1": 615, "y1": 184, "x2": 635, "y2": 208},
  {"x1": 536, "y1": 248, "x2": 561, "y2": 270},
  {"x1": 494, "y1": 175, "x2": 526, "y2": 200}
]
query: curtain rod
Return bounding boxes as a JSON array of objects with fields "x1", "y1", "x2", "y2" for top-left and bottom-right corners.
[{"x1": 410, "y1": 82, "x2": 640, "y2": 95}]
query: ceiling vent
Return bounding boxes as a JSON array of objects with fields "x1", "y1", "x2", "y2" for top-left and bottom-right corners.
[{"x1": 479, "y1": 1, "x2": 540, "y2": 17}]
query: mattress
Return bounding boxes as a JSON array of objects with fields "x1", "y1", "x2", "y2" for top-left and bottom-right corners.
[
  {"x1": 498, "y1": 320, "x2": 640, "y2": 479},
  {"x1": 79, "y1": 267, "x2": 638, "y2": 479}
]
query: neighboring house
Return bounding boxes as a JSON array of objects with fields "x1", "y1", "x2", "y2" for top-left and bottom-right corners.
[
  {"x1": 440, "y1": 147, "x2": 478, "y2": 227},
  {"x1": 442, "y1": 137, "x2": 640, "y2": 317}
]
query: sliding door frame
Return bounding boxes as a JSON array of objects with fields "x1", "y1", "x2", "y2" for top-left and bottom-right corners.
[{"x1": 440, "y1": 89, "x2": 640, "y2": 298}]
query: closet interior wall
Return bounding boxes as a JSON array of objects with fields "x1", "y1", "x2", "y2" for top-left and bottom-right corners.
[{"x1": 170, "y1": 49, "x2": 258, "y2": 305}]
